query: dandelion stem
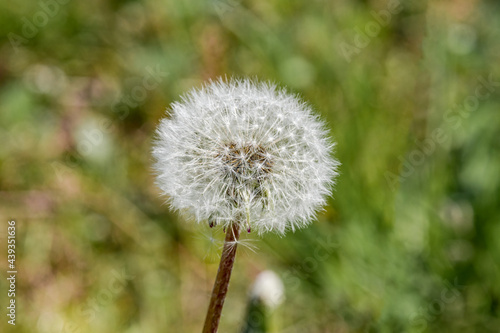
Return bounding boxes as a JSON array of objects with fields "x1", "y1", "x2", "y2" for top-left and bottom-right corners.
[{"x1": 202, "y1": 222, "x2": 240, "y2": 333}]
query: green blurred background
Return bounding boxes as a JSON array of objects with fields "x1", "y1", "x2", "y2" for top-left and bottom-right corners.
[{"x1": 1, "y1": 0, "x2": 500, "y2": 332}]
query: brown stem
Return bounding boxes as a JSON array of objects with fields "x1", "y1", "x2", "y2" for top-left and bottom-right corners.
[{"x1": 202, "y1": 222, "x2": 240, "y2": 333}]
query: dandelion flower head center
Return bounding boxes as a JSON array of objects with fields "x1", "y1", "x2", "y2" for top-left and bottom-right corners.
[
  {"x1": 216, "y1": 142, "x2": 273, "y2": 204},
  {"x1": 218, "y1": 142, "x2": 273, "y2": 181}
]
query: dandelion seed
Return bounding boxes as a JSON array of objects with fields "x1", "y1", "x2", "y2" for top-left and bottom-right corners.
[
  {"x1": 196, "y1": 231, "x2": 223, "y2": 263},
  {"x1": 232, "y1": 238, "x2": 258, "y2": 253}
]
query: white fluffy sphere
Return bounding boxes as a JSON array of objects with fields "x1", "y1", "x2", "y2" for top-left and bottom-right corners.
[{"x1": 153, "y1": 78, "x2": 338, "y2": 234}]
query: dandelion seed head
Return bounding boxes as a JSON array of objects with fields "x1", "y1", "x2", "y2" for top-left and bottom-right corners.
[{"x1": 152, "y1": 78, "x2": 339, "y2": 235}]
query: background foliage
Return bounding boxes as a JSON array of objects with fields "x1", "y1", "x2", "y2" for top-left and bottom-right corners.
[{"x1": 1, "y1": 0, "x2": 499, "y2": 332}]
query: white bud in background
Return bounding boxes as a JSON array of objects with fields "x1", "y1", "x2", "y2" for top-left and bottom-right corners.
[{"x1": 250, "y1": 270, "x2": 285, "y2": 309}]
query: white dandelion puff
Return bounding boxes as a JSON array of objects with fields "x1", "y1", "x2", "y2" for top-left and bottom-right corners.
[
  {"x1": 152, "y1": 78, "x2": 339, "y2": 235},
  {"x1": 153, "y1": 77, "x2": 339, "y2": 331}
]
